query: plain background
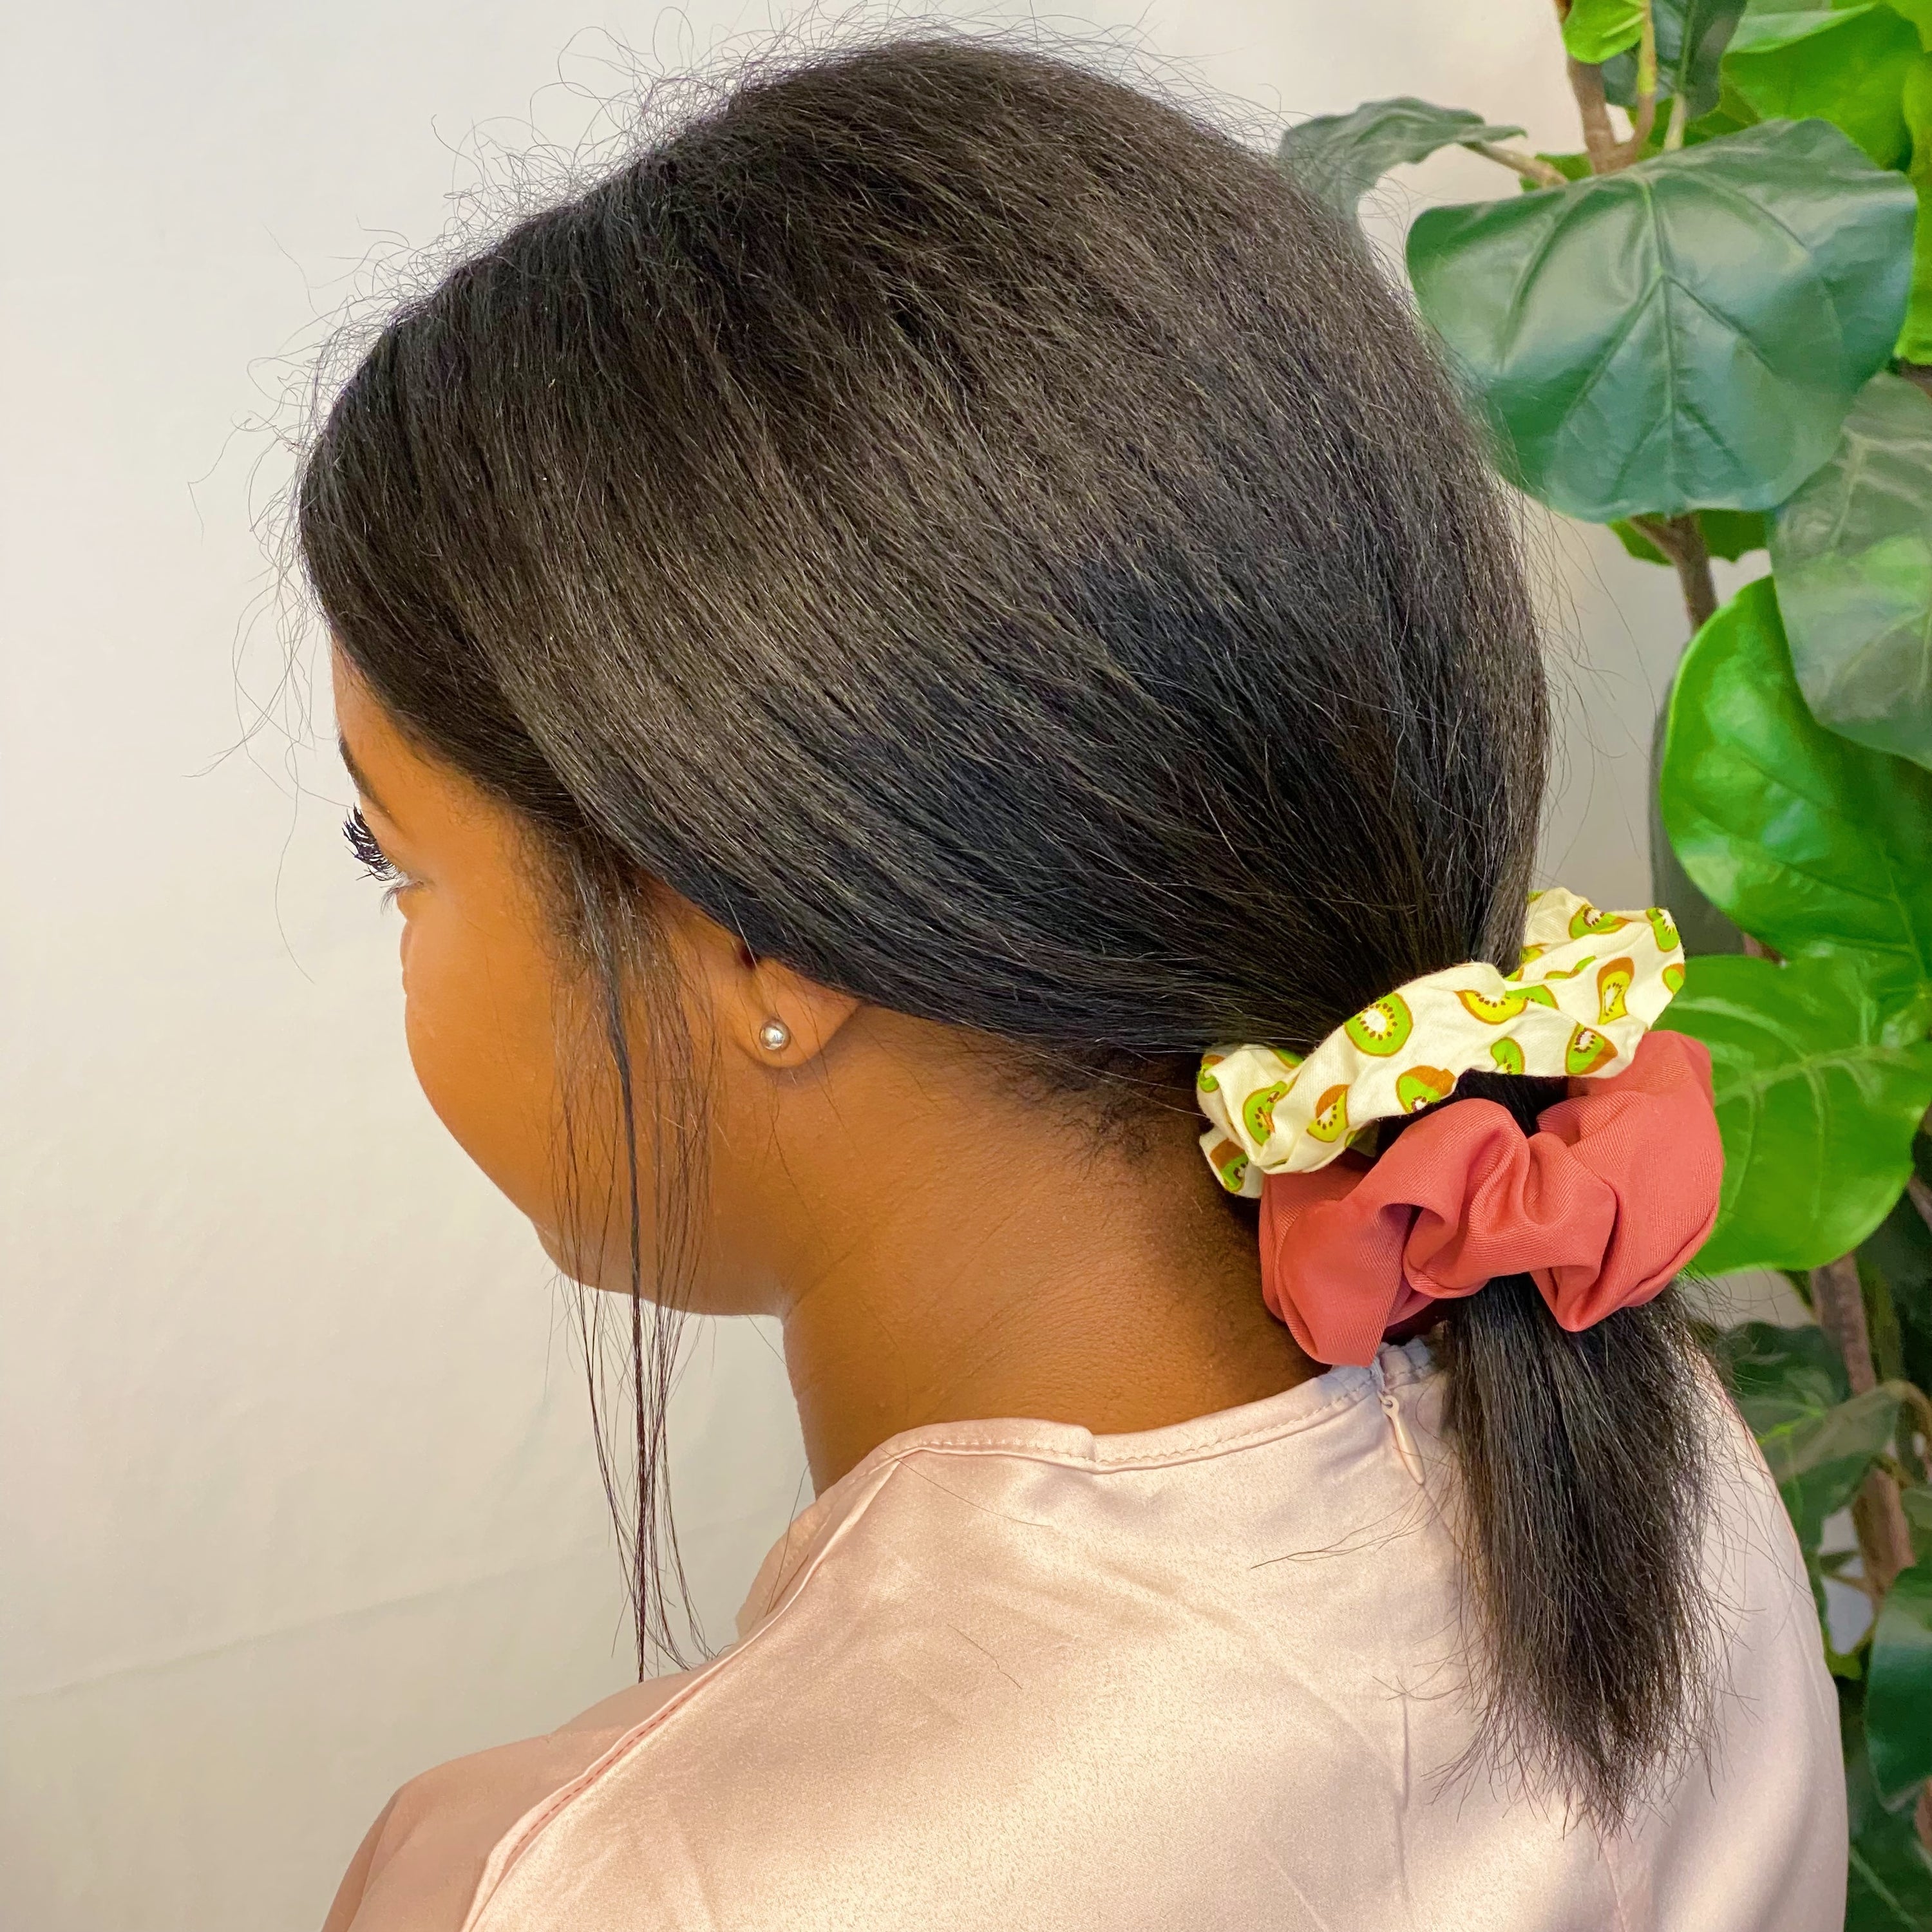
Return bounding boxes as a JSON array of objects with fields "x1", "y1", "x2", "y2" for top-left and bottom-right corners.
[{"x1": 1, "y1": 3, "x2": 1795, "y2": 1927}]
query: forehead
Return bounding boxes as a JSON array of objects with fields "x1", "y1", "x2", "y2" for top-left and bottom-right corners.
[{"x1": 330, "y1": 645, "x2": 490, "y2": 842}]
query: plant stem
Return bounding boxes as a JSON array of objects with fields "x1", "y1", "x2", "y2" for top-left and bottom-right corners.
[
  {"x1": 1468, "y1": 141, "x2": 1569, "y2": 189},
  {"x1": 1627, "y1": 513, "x2": 1718, "y2": 629},
  {"x1": 1568, "y1": 56, "x2": 1623, "y2": 171},
  {"x1": 1900, "y1": 363, "x2": 1932, "y2": 401},
  {"x1": 1625, "y1": 0, "x2": 1659, "y2": 156},
  {"x1": 1564, "y1": 0, "x2": 1656, "y2": 173},
  {"x1": 1811, "y1": 1255, "x2": 1918, "y2": 1595},
  {"x1": 1663, "y1": 91, "x2": 1689, "y2": 151},
  {"x1": 1815, "y1": 1256, "x2": 1880, "y2": 1389}
]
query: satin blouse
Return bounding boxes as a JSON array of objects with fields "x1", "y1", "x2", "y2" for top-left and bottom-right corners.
[{"x1": 323, "y1": 1340, "x2": 1846, "y2": 1931}]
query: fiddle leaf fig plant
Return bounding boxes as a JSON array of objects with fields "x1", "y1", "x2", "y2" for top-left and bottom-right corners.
[
  {"x1": 1406, "y1": 121, "x2": 1916, "y2": 520},
  {"x1": 1660, "y1": 576, "x2": 1932, "y2": 986},
  {"x1": 1770, "y1": 372, "x2": 1932, "y2": 765},
  {"x1": 1277, "y1": 1, "x2": 1932, "y2": 1914},
  {"x1": 1725, "y1": 4, "x2": 1926, "y2": 167},
  {"x1": 1659, "y1": 949, "x2": 1932, "y2": 1276},
  {"x1": 1561, "y1": 0, "x2": 1652, "y2": 64},
  {"x1": 1276, "y1": 99, "x2": 1529, "y2": 213},
  {"x1": 1602, "y1": 0, "x2": 1747, "y2": 117}
]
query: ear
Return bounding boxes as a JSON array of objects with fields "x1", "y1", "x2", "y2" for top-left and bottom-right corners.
[
  {"x1": 735, "y1": 954, "x2": 862, "y2": 1068},
  {"x1": 672, "y1": 901, "x2": 862, "y2": 1069}
]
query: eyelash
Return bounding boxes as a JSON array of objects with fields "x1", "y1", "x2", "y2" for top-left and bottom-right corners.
[{"x1": 343, "y1": 807, "x2": 400, "y2": 890}]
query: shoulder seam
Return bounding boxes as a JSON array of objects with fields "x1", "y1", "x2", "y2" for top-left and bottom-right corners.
[
  {"x1": 461, "y1": 1374, "x2": 1390, "y2": 1928},
  {"x1": 458, "y1": 1455, "x2": 912, "y2": 1932}
]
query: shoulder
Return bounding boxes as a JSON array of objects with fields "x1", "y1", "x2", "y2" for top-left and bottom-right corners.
[
  {"x1": 456, "y1": 1385, "x2": 1470, "y2": 1929},
  {"x1": 321, "y1": 1675, "x2": 693, "y2": 1932},
  {"x1": 333, "y1": 1360, "x2": 1845, "y2": 1932}
]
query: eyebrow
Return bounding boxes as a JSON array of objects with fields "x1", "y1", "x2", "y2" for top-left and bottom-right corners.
[{"x1": 337, "y1": 735, "x2": 397, "y2": 825}]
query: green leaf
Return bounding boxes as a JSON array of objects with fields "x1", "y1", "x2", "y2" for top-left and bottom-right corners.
[
  {"x1": 1846, "y1": 1689, "x2": 1932, "y2": 1928},
  {"x1": 1649, "y1": 688, "x2": 1747, "y2": 954},
  {"x1": 1566, "y1": 0, "x2": 1649, "y2": 64},
  {"x1": 1861, "y1": 1184, "x2": 1932, "y2": 1406},
  {"x1": 1904, "y1": 1484, "x2": 1932, "y2": 1567},
  {"x1": 1406, "y1": 121, "x2": 1916, "y2": 521},
  {"x1": 1890, "y1": 0, "x2": 1932, "y2": 54},
  {"x1": 1901, "y1": 55, "x2": 1932, "y2": 361},
  {"x1": 1724, "y1": 5, "x2": 1922, "y2": 168},
  {"x1": 1609, "y1": 509, "x2": 1766, "y2": 564},
  {"x1": 1612, "y1": 520, "x2": 1672, "y2": 565},
  {"x1": 1607, "y1": 0, "x2": 1748, "y2": 116},
  {"x1": 1708, "y1": 1320, "x2": 1870, "y2": 1620},
  {"x1": 1713, "y1": 1318, "x2": 1850, "y2": 1434},
  {"x1": 1700, "y1": 509, "x2": 1770, "y2": 560},
  {"x1": 1659, "y1": 952, "x2": 1932, "y2": 1272},
  {"x1": 1860, "y1": 1245, "x2": 1911, "y2": 1384},
  {"x1": 1870, "y1": 1561, "x2": 1932, "y2": 1803},
  {"x1": 1758, "y1": 1379, "x2": 1908, "y2": 1541},
  {"x1": 1275, "y1": 99, "x2": 1526, "y2": 214},
  {"x1": 1681, "y1": 83, "x2": 1765, "y2": 144},
  {"x1": 1659, "y1": 575, "x2": 1932, "y2": 984},
  {"x1": 1771, "y1": 373, "x2": 1932, "y2": 769}
]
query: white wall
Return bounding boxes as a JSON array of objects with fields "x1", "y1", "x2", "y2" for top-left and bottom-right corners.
[{"x1": 0, "y1": 5, "x2": 1778, "y2": 1927}]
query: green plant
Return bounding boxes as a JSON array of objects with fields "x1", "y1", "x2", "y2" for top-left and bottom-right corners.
[{"x1": 1280, "y1": 4, "x2": 1932, "y2": 1918}]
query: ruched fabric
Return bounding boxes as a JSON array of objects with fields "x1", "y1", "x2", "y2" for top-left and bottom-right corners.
[{"x1": 1258, "y1": 1032, "x2": 1721, "y2": 1367}]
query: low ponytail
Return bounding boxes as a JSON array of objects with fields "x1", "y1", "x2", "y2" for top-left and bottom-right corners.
[
  {"x1": 1430, "y1": 1071, "x2": 1718, "y2": 1824},
  {"x1": 299, "y1": 35, "x2": 1718, "y2": 1816}
]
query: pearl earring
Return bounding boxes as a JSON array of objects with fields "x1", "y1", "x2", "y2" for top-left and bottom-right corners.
[{"x1": 757, "y1": 1019, "x2": 792, "y2": 1052}]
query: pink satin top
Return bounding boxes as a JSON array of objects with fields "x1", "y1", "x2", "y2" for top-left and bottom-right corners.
[{"x1": 323, "y1": 1341, "x2": 1846, "y2": 1931}]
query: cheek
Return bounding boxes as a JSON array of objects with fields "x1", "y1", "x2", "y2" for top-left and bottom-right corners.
[{"x1": 396, "y1": 896, "x2": 571, "y2": 1236}]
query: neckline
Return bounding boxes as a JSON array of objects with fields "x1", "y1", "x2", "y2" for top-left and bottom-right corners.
[{"x1": 734, "y1": 1338, "x2": 1435, "y2": 1638}]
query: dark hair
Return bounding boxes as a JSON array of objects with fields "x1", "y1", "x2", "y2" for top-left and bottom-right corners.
[{"x1": 297, "y1": 37, "x2": 1714, "y2": 1823}]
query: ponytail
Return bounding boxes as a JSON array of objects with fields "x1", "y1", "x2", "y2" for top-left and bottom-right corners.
[{"x1": 1431, "y1": 1072, "x2": 1717, "y2": 1824}]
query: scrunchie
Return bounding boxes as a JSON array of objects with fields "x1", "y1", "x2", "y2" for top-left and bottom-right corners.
[
  {"x1": 1197, "y1": 889, "x2": 1689, "y2": 1193},
  {"x1": 1256, "y1": 1029, "x2": 1721, "y2": 1366}
]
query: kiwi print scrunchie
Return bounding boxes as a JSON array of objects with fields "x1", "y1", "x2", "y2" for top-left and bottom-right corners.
[{"x1": 1195, "y1": 889, "x2": 1688, "y2": 1198}]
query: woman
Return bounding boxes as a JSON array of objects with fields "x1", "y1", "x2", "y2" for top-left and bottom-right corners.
[{"x1": 305, "y1": 38, "x2": 1842, "y2": 1931}]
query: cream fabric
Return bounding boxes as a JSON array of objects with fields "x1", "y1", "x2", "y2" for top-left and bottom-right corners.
[
  {"x1": 1197, "y1": 889, "x2": 1689, "y2": 1196},
  {"x1": 323, "y1": 1343, "x2": 1845, "y2": 1932}
]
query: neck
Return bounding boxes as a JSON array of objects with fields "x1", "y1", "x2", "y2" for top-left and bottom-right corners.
[{"x1": 770, "y1": 1081, "x2": 1318, "y2": 1492}]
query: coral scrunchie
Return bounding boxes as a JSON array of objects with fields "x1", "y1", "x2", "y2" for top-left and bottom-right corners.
[{"x1": 1259, "y1": 1030, "x2": 1722, "y2": 1367}]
